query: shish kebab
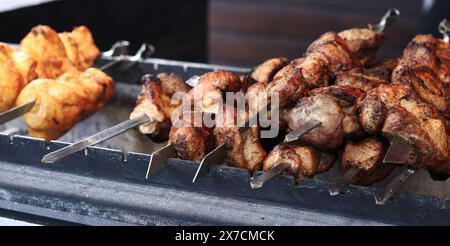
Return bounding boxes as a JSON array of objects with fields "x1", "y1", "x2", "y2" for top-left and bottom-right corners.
[
  {"x1": 146, "y1": 8, "x2": 398, "y2": 182},
  {"x1": 235, "y1": 9, "x2": 397, "y2": 187},
  {"x1": 0, "y1": 25, "x2": 154, "y2": 138},
  {"x1": 328, "y1": 20, "x2": 450, "y2": 197},
  {"x1": 42, "y1": 9, "x2": 398, "y2": 170},
  {"x1": 373, "y1": 19, "x2": 450, "y2": 204}
]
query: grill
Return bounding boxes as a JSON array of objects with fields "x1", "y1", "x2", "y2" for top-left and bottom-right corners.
[{"x1": 0, "y1": 55, "x2": 449, "y2": 226}]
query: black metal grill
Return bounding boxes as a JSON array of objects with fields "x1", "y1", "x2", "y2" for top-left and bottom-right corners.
[{"x1": 0, "y1": 56, "x2": 449, "y2": 225}]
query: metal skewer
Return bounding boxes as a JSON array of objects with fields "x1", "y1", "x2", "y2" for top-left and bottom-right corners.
[
  {"x1": 284, "y1": 120, "x2": 321, "y2": 143},
  {"x1": 374, "y1": 20, "x2": 449, "y2": 205},
  {"x1": 250, "y1": 163, "x2": 291, "y2": 189},
  {"x1": 329, "y1": 167, "x2": 361, "y2": 196},
  {"x1": 42, "y1": 115, "x2": 150, "y2": 163},
  {"x1": 369, "y1": 8, "x2": 400, "y2": 32},
  {"x1": 0, "y1": 42, "x2": 147, "y2": 127}
]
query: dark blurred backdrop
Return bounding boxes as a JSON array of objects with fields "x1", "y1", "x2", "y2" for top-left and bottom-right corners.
[{"x1": 0, "y1": 0, "x2": 449, "y2": 67}]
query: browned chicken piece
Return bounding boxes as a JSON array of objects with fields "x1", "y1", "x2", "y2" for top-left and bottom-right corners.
[
  {"x1": 239, "y1": 75, "x2": 258, "y2": 93},
  {"x1": 59, "y1": 68, "x2": 115, "y2": 116},
  {"x1": 263, "y1": 143, "x2": 337, "y2": 179},
  {"x1": 186, "y1": 70, "x2": 241, "y2": 114},
  {"x1": 169, "y1": 125, "x2": 212, "y2": 162},
  {"x1": 16, "y1": 79, "x2": 88, "y2": 140},
  {"x1": 335, "y1": 59, "x2": 398, "y2": 92},
  {"x1": 58, "y1": 32, "x2": 84, "y2": 70},
  {"x1": 340, "y1": 138, "x2": 395, "y2": 185},
  {"x1": 21, "y1": 25, "x2": 76, "y2": 79},
  {"x1": 130, "y1": 73, "x2": 190, "y2": 142},
  {"x1": 251, "y1": 57, "x2": 289, "y2": 84},
  {"x1": 0, "y1": 61, "x2": 24, "y2": 113},
  {"x1": 338, "y1": 28, "x2": 384, "y2": 66},
  {"x1": 0, "y1": 43, "x2": 36, "y2": 112},
  {"x1": 70, "y1": 26, "x2": 100, "y2": 69},
  {"x1": 213, "y1": 105, "x2": 267, "y2": 173}
]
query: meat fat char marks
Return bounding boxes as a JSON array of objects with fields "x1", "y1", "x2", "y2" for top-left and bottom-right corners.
[
  {"x1": 58, "y1": 68, "x2": 115, "y2": 117},
  {"x1": 283, "y1": 85, "x2": 365, "y2": 149},
  {"x1": 16, "y1": 79, "x2": 88, "y2": 140},
  {"x1": 130, "y1": 73, "x2": 190, "y2": 142},
  {"x1": 338, "y1": 28, "x2": 385, "y2": 66},
  {"x1": 392, "y1": 35, "x2": 450, "y2": 116},
  {"x1": 251, "y1": 57, "x2": 289, "y2": 84},
  {"x1": 59, "y1": 26, "x2": 100, "y2": 70},
  {"x1": 308, "y1": 86, "x2": 366, "y2": 138},
  {"x1": 335, "y1": 59, "x2": 398, "y2": 92},
  {"x1": 213, "y1": 105, "x2": 267, "y2": 173},
  {"x1": 263, "y1": 143, "x2": 337, "y2": 179},
  {"x1": 340, "y1": 138, "x2": 394, "y2": 186},
  {"x1": 186, "y1": 70, "x2": 241, "y2": 114},
  {"x1": 21, "y1": 25, "x2": 77, "y2": 79},
  {"x1": 169, "y1": 125, "x2": 212, "y2": 162},
  {"x1": 0, "y1": 42, "x2": 38, "y2": 85},
  {"x1": 306, "y1": 32, "x2": 361, "y2": 75}
]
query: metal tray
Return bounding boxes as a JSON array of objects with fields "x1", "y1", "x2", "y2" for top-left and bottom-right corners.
[{"x1": 0, "y1": 56, "x2": 449, "y2": 225}]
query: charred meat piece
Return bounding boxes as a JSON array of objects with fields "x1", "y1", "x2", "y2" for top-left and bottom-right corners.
[
  {"x1": 263, "y1": 143, "x2": 337, "y2": 179},
  {"x1": 338, "y1": 28, "x2": 384, "y2": 66},
  {"x1": 130, "y1": 73, "x2": 190, "y2": 142},
  {"x1": 251, "y1": 57, "x2": 288, "y2": 84},
  {"x1": 335, "y1": 59, "x2": 398, "y2": 92},
  {"x1": 213, "y1": 105, "x2": 267, "y2": 173},
  {"x1": 169, "y1": 125, "x2": 212, "y2": 162},
  {"x1": 340, "y1": 138, "x2": 394, "y2": 185}
]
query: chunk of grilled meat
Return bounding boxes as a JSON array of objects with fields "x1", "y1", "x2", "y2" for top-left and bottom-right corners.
[
  {"x1": 16, "y1": 79, "x2": 88, "y2": 140},
  {"x1": 59, "y1": 26, "x2": 100, "y2": 70},
  {"x1": 338, "y1": 28, "x2": 385, "y2": 66},
  {"x1": 130, "y1": 73, "x2": 190, "y2": 142},
  {"x1": 263, "y1": 143, "x2": 337, "y2": 179},
  {"x1": 335, "y1": 59, "x2": 398, "y2": 92},
  {"x1": 213, "y1": 105, "x2": 267, "y2": 173},
  {"x1": 169, "y1": 125, "x2": 212, "y2": 162},
  {"x1": 17, "y1": 68, "x2": 115, "y2": 140},
  {"x1": 358, "y1": 83, "x2": 448, "y2": 169},
  {"x1": 251, "y1": 57, "x2": 289, "y2": 84},
  {"x1": 391, "y1": 35, "x2": 450, "y2": 116},
  {"x1": 340, "y1": 138, "x2": 395, "y2": 185},
  {"x1": 283, "y1": 86, "x2": 364, "y2": 149},
  {"x1": 21, "y1": 25, "x2": 77, "y2": 79},
  {"x1": 0, "y1": 43, "x2": 36, "y2": 112},
  {"x1": 58, "y1": 68, "x2": 115, "y2": 117},
  {"x1": 186, "y1": 70, "x2": 241, "y2": 114}
]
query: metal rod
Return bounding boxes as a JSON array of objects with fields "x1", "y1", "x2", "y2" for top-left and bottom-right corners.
[
  {"x1": 0, "y1": 101, "x2": 36, "y2": 126},
  {"x1": 329, "y1": 167, "x2": 361, "y2": 196},
  {"x1": 383, "y1": 135, "x2": 414, "y2": 164},
  {"x1": 369, "y1": 8, "x2": 400, "y2": 32},
  {"x1": 42, "y1": 115, "x2": 150, "y2": 163},
  {"x1": 439, "y1": 19, "x2": 450, "y2": 43},
  {"x1": 375, "y1": 167, "x2": 416, "y2": 205},
  {"x1": 250, "y1": 163, "x2": 291, "y2": 189},
  {"x1": 284, "y1": 119, "x2": 321, "y2": 143},
  {"x1": 192, "y1": 144, "x2": 228, "y2": 183},
  {"x1": 145, "y1": 144, "x2": 177, "y2": 178}
]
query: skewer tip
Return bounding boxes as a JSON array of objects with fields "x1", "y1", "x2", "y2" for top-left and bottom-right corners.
[{"x1": 41, "y1": 155, "x2": 55, "y2": 164}]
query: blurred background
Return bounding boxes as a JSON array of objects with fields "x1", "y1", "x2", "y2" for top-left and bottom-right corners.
[{"x1": 0, "y1": 0, "x2": 449, "y2": 67}]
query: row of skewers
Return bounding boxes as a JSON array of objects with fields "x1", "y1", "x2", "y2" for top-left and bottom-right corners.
[
  {"x1": 0, "y1": 24, "x2": 154, "y2": 139},
  {"x1": 2, "y1": 9, "x2": 450, "y2": 206}
]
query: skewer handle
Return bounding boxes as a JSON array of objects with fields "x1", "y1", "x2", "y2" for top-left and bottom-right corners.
[
  {"x1": 250, "y1": 163, "x2": 291, "y2": 189},
  {"x1": 329, "y1": 167, "x2": 360, "y2": 196},
  {"x1": 375, "y1": 167, "x2": 416, "y2": 205},
  {"x1": 146, "y1": 144, "x2": 177, "y2": 178},
  {"x1": 192, "y1": 144, "x2": 227, "y2": 183},
  {"x1": 369, "y1": 8, "x2": 400, "y2": 32}
]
